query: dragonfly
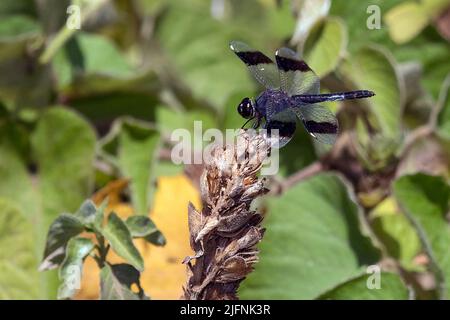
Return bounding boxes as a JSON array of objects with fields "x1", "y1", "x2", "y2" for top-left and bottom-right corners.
[{"x1": 229, "y1": 41, "x2": 375, "y2": 147}]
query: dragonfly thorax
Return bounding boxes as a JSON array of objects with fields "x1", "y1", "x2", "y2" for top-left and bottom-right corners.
[{"x1": 255, "y1": 89, "x2": 291, "y2": 118}]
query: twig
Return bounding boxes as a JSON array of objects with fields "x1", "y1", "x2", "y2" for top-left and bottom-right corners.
[
  {"x1": 276, "y1": 161, "x2": 324, "y2": 193},
  {"x1": 399, "y1": 125, "x2": 433, "y2": 156},
  {"x1": 400, "y1": 73, "x2": 450, "y2": 156}
]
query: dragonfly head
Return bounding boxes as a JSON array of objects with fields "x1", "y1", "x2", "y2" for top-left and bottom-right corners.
[{"x1": 237, "y1": 97, "x2": 256, "y2": 119}]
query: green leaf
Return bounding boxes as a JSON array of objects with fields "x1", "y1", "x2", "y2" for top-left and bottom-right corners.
[
  {"x1": 31, "y1": 108, "x2": 96, "y2": 228},
  {"x1": 393, "y1": 173, "x2": 450, "y2": 299},
  {"x1": 125, "y1": 215, "x2": 166, "y2": 247},
  {"x1": 0, "y1": 13, "x2": 45, "y2": 108},
  {"x1": 0, "y1": 1, "x2": 37, "y2": 16},
  {"x1": 70, "y1": 91, "x2": 158, "y2": 122},
  {"x1": 290, "y1": 0, "x2": 330, "y2": 48},
  {"x1": 31, "y1": 107, "x2": 95, "y2": 298},
  {"x1": 0, "y1": 122, "x2": 37, "y2": 217},
  {"x1": 39, "y1": 214, "x2": 85, "y2": 271},
  {"x1": 240, "y1": 173, "x2": 380, "y2": 299},
  {"x1": 54, "y1": 33, "x2": 134, "y2": 88},
  {"x1": 422, "y1": 0, "x2": 450, "y2": 17},
  {"x1": 100, "y1": 118, "x2": 160, "y2": 215},
  {"x1": 74, "y1": 200, "x2": 97, "y2": 227},
  {"x1": 102, "y1": 212, "x2": 144, "y2": 271},
  {"x1": 57, "y1": 237, "x2": 94, "y2": 300},
  {"x1": 370, "y1": 198, "x2": 422, "y2": 271},
  {"x1": 152, "y1": 161, "x2": 184, "y2": 178},
  {"x1": 125, "y1": 215, "x2": 157, "y2": 237},
  {"x1": 340, "y1": 46, "x2": 402, "y2": 140},
  {"x1": 144, "y1": 231, "x2": 167, "y2": 247},
  {"x1": 155, "y1": 1, "x2": 254, "y2": 108},
  {"x1": 304, "y1": 17, "x2": 347, "y2": 77},
  {"x1": 385, "y1": 2, "x2": 429, "y2": 44},
  {"x1": 39, "y1": 0, "x2": 110, "y2": 64},
  {"x1": 0, "y1": 15, "x2": 40, "y2": 40},
  {"x1": 94, "y1": 199, "x2": 108, "y2": 230},
  {"x1": 437, "y1": 74, "x2": 450, "y2": 140},
  {"x1": 330, "y1": 0, "x2": 403, "y2": 52},
  {"x1": 0, "y1": 108, "x2": 95, "y2": 298},
  {"x1": 118, "y1": 121, "x2": 160, "y2": 215},
  {"x1": 332, "y1": 0, "x2": 449, "y2": 99},
  {"x1": 100, "y1": 263, "x2": 147, "y2": 300},
  {"x1": 1, "y1": 109, "x2": 95, "y2": 298},
  {"x1": 392, "y1": 31, "x2": 450, "y2": 99},
  {"x1": 157, "y1": 106, "x2": 217, "y2": 133},
  {"x1": 384, "y1": 0, "x2": 450, "y2": 45},
  {"x1": 319, "y1": 273, "x2": 410, "y2": 299},
  {"x1": 0, "y1": 198, "x2": 40, "y2": 299}
]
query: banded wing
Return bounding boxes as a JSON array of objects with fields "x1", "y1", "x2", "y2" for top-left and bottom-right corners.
[
  {"x1": 264, "y1": 101, "x2": 297, "y2": 148},
  {"x1": 292, "y1": 104, "x2": 338, "y2": 144},
  {"x1": 230, "y1": 40, "x2": 280, "y2": 90},
  {"x1": 275, "y1": 47, "x2": 320, "y2": 96}
]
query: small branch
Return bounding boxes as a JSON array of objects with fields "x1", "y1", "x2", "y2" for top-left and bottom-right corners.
[
  {"x1": 400, "y1": 73, "x2": 450, "y2": 157},
  {"x1": 94, "y1": 233, "x2": 109, "y2": 269},
  {"x1": 92, "y1": 254, "x2": 103, "y2": 268},
  {"x1": 429, "y1": 73, "x2": 450, "y2": 129},
  {"x1": 399, "y1": 125, "x2": 433, "y2": 157},
  {"x1": 158, "y1": 147, "x2": 172, "y2": 161},
  {"x1": 276, "y1": 161, "x2": 324, "y2": 193}
]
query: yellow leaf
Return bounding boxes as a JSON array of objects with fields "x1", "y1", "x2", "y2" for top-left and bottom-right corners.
[
  {"x1": 76, "y1": 174, "x2": 200, "y2": 299},
  {"x1": 385, "y1": 2, "x2": 429, "y2": 44}
]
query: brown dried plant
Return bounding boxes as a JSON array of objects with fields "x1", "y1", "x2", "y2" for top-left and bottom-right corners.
[{"x1": 182, "y1": 130, "x2": 270, "y2": 300}]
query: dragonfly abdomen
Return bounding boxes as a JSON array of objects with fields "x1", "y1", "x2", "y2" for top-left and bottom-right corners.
[{"x1": 293, "y1": 90, "x2": 375, "y2": 104}]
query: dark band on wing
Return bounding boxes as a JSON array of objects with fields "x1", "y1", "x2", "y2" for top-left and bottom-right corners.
[
  {"x1": 266, "y1": 120, "x2": 296, "y2": 138},
  {"x1": 235, "y1": 51, "x2": 273, "y2": 66},
  {"x1": 276, "y1": 56, "x2": 311, "y2": 72},
  {"x1": 304, "y1": 121, "x2": 337, "y2": 134}
]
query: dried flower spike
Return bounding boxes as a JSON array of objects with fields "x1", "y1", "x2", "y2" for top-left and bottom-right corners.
[{"x1": 182, "y1": 130, "x2": 269, "y2": 300}]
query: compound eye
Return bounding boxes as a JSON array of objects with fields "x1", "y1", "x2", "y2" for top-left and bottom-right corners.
[{"x1": 238, "y1": 98, "x2": 254, "y2": 119}]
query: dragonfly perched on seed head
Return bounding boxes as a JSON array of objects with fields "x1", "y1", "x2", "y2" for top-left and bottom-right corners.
[{"x1": 230, "y1": 41, "x2": 375, "y2": 147}]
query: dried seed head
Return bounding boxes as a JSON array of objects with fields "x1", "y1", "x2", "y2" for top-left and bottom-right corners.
[{"x1": 182, "y1": 130, "x2": 270, "y2": 300}]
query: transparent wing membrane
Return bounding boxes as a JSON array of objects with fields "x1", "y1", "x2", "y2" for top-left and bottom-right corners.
[
  {"x1": 275, "y1": 47, "x2": 320, "y2": 96},
  {"x1": 292, "y1": 104, "x2": 338, "y2": 144},
  {"x1": 230, "y1": 41, "x2": 280, "y2": 90}
]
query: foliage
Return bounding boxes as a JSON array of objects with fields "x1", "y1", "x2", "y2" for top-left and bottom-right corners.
[
  {"x1": 0, "y1": 0, "x2": 450, "y2": 300},
  {"x1": 40, "y1": 199, "x2": 162, "y2": 299}
]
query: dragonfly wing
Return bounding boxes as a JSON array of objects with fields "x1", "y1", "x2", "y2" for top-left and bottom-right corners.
[
  {"x1": 230, "y1": 41, "x2": 280, "y2": 90},
  {"x1": 275, "y1": 47, "x2": 320, "y2": 96},
  {"x1": 264, "y1": 107, "x2": 296, "y2": 148},
  {"x1": 291, "y1": 104, "x2": 338, "y2": 144}
]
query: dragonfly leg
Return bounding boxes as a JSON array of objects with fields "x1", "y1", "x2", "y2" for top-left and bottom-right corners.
[
  {"x1": 252, "y1": 116, "x2": 262, "y2": 129},
  {"x1": 242, "y1": 118, "x2": 254, "y2": 129},
  {"x1": 241, "y1": 117, "x2": 255, "y2": 129}
]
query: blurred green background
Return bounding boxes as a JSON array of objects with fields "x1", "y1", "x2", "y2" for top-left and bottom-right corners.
[{"x1": 1, "y1": 0, "x2": 450, "y2": 300}]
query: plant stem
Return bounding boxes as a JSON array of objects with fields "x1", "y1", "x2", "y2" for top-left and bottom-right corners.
[
  {"x1": 277, "y1": 161, "x2": 324, "y2": 193},
  {"x1": 94, "y1": 233, "x2": 109, "y2": 269}
]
